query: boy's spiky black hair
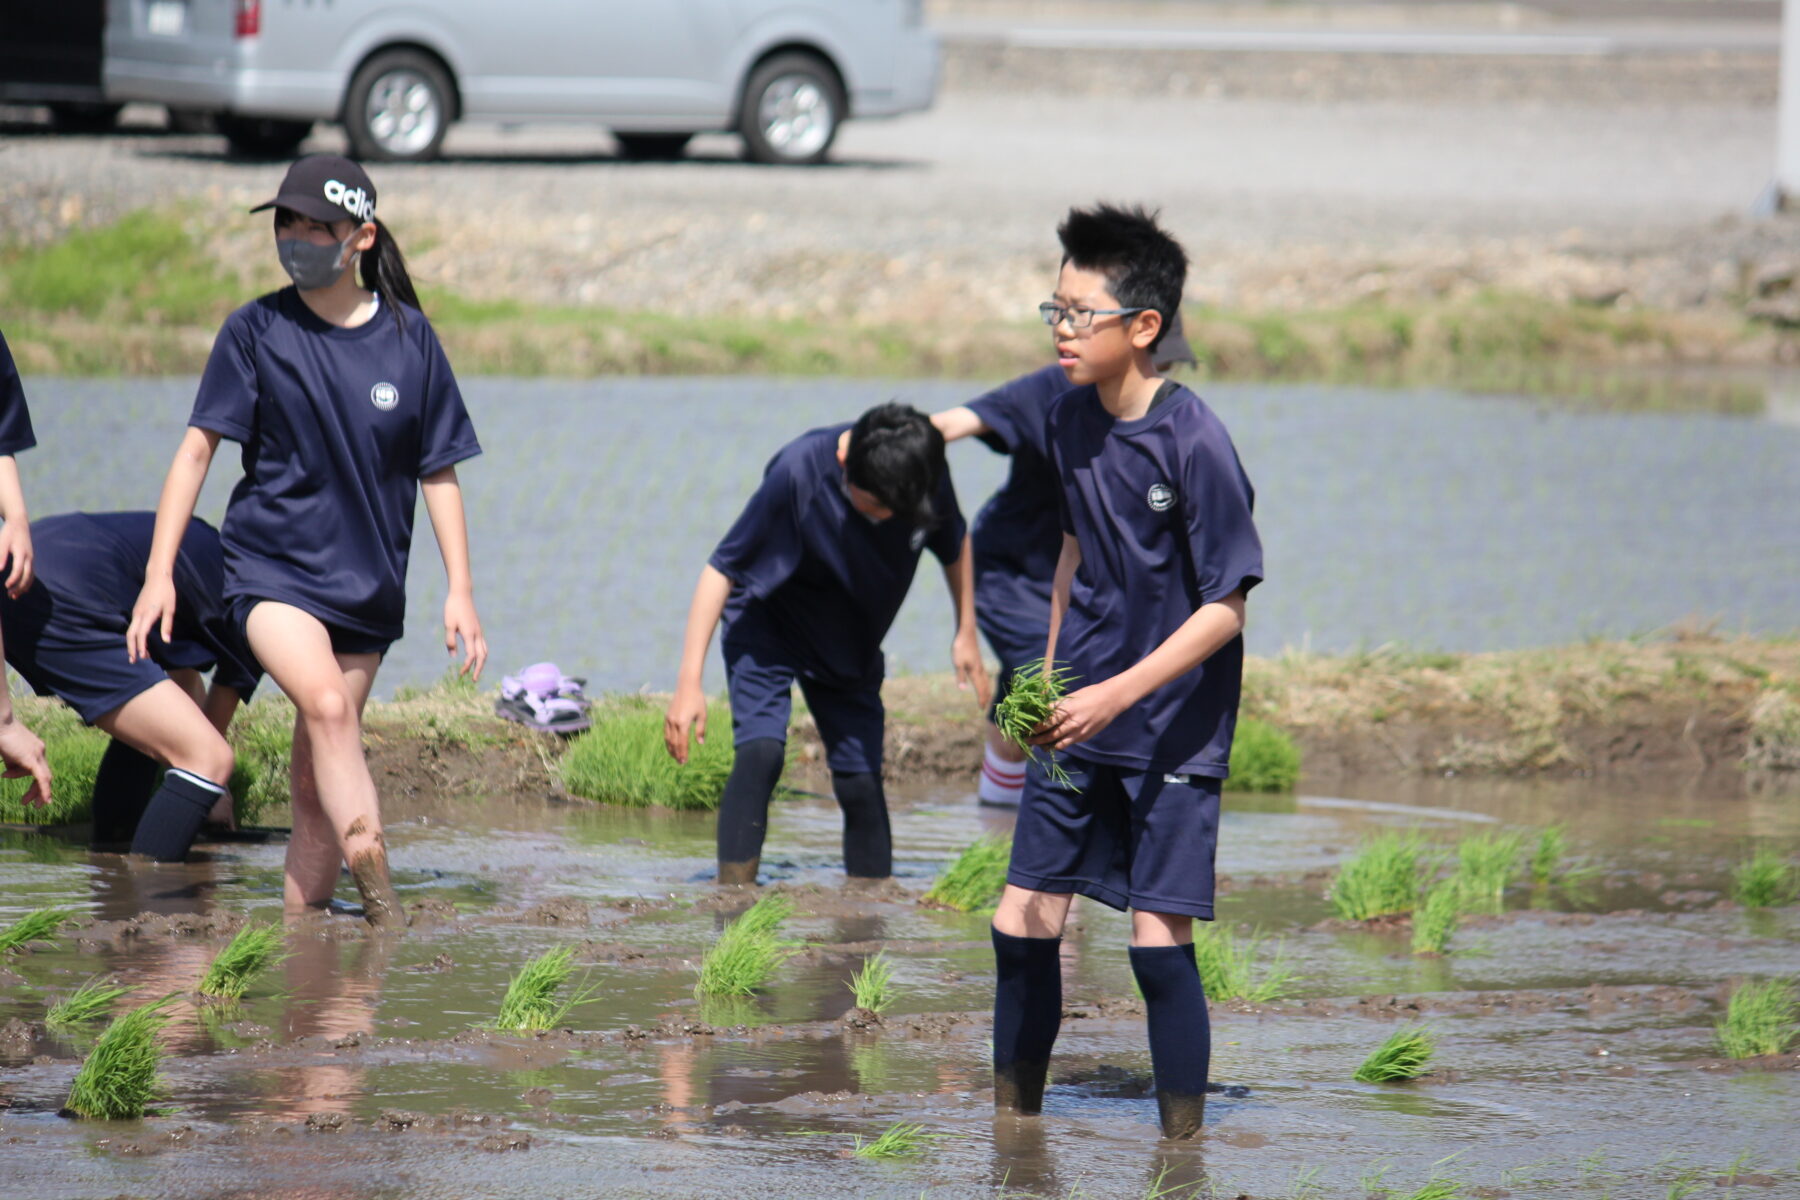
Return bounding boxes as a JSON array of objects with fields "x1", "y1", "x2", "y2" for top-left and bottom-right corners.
[
  {"x1": 845, "y1": 402, "x2": 946, "y2": 528},
  {"x1": 1057, "y1": 203, "x2": 1187, "y2": 350}
]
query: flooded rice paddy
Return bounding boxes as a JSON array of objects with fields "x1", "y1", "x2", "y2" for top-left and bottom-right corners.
[
  {"x1": 3, "y1": 774, "x2": 1798, "y2": 1199},
  {"x1": 23, "y1": 376, "x2": 1800, "y2": 694}
]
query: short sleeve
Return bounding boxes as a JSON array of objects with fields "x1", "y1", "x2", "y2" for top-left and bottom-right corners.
[
  {"x1": 0, "y1": 330, "x2": 39, "y2": 456},
  {"x1": 415, "y1": 319, "x2": 482, "y2": 477},
  {"x1": 1181, "y1": 421, "x2": 1264, "y2": 605},
  {"x1": 190, "y1": 309, "x2": 261, "y2": 443},
  {"x1": 967, "y1": 365, "x2": 1062, "y2": 457},
  {"x1": 925, "y1": 464, "x2": 966, "y2": 565},
  {"x1": 708, "y1": 461, "x2": 807, "y2": 600}
]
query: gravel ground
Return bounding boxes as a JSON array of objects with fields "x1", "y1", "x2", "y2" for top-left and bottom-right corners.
[{"x1": 0, "y1": 41, "x2": 1791, "y2": 324}]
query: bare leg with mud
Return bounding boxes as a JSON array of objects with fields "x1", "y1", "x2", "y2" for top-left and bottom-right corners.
[{"x1": 245, "y1": 602, "x2": 395, "y2": 927}]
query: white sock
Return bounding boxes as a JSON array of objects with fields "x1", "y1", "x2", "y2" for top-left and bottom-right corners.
[{"x1": 978, "y1": 744, "x2": 1027, "y2": 806}]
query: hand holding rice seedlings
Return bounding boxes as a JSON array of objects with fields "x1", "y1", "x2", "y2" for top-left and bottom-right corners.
[
  {"x1": 492, "y1": 946, "x2": 600, "y2": 1031},
  {"x1": 1192, "y1": 923, "x2": 1294, "y2": 1003},
  {"x1": 921, "y1": 835, "x2": 1012, "y2": 913},
  {"x1": 0, "y1": 906, "x2": 74, "y2": 954},
  {"x1": 46, "y1": 976, "x2": 136, "y2": 1030},
  {"x1": 1714, "y1": 977, "x2": 1799, "y2": 1059},
  {"x1": 1530, "y1": 824, "x2": 1566, "y2": 885},
  {"x1": 1730, "y1": 846, "x2": 1799, "y2": 908},
  {"x1": 1354, "y1": 1024, "x2": 1437, "y2": 1082},
  {"x1": 848, "y1": 951, "x2": 895, "y2": 1014},
  {"x1": 695, "y1": 894, "x2": 798, "y2": 997},
  {"x1": 62, "y1": 994, "x2": 176, "y2": 1120},
  {"x1": 850, "y1": 1120, "x2": 936, "y2": 1159},
  {"x1": 1453, "y1": 830, "x2": 1525, "y2": 914},
  {"x1": 1411, "y1": 880, "x2": 1462, "y2": 956},
  {"x1": 0, "y1": 708, "x2": 108, "y2": 824},
  {"x1": 1227, "y1": 717, "x2": 1302, "y2": 792},
  {"x1": 198, "y1": 922, "x2": 289, "y2": 1000},
  {"x1": 1329, "y1": 830, "x2": 1427, "y2": 921},
  {"x1": 993, "y1": 658, "x2": 1078, "y2": 789}
]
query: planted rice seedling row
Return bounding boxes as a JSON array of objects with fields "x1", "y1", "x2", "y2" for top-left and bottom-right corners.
[
  {"x1": 1192, "y1": 923, "x2": 1293, "y2": 1003},
  {"x1": 695, "y1": 894, "x2": 798, "y2": 997},
  {"x1": 848, "y1": 952, "x2": 895, "y2": 1015}
]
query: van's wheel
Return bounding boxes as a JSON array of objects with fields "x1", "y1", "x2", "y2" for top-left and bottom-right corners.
[
  {"x1": 614, "y1": 133, "x2": 693, "y2": 161},
  {"x1": 738, "y1": 53, "x2": 842, "y2": 166},
  {"x1": 217, "y1": 116, "x2": 313, "y2": 159},
  {"x1": 345, "y1": 48, "x2": 453, "y2": 163},
  {"x1": 48, "y1": 103, "x2": 123, "y2": 133}
]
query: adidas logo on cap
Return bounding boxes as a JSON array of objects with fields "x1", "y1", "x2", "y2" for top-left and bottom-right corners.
[{"x1": 324, "y1": 179, "x2": 375, "y2": 222}]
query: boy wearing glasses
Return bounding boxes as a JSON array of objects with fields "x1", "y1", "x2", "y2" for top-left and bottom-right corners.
[
  {"x1": 664, "y1": 403, "x2": 989, "y2": 886},
  {"x1": 989, "y1": 205, "x2": 1262, "y2": 1139}
]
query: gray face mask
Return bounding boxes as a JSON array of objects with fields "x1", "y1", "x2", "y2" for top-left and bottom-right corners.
[{"x1": 277, "y1": 232, "x2": 357, "y2": 291}]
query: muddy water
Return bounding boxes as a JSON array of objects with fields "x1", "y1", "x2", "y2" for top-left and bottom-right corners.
[
  {"x1": 4, "y1": 775, "x2": 1797, "y2": 1199},
  {"x1": 23, "y1": 378, "x2": 1800, "y2": 694}
]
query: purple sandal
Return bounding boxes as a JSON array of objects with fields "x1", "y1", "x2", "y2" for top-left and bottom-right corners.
[{"x1": 496, "y1": 662, "x2": 592, "y2": 734}]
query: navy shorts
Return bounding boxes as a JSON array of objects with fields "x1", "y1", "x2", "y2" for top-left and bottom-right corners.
[
  {"x1": 1007, "y1": 753, "x2": 1223, "y2": 920},
  {"x1": 230, "y1": 597, "x2": 391, "y2": 659},
  {"x1": 0, "y1": 597, "x2": 169, "y2": 726},
  {"x1": 723, "y1": 638, "x2": 884, "y2": 775}
]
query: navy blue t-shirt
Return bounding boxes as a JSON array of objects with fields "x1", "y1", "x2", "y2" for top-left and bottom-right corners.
[
  {"x1": 26, "y1": 511, "x2": 262, "y2": 693},
  {"x1": 965, "y1": 365, "x2": 1070, "y2": 664},
  {"x1": 0, "y1": 330, "x2": 40, "y2": 457},
  {"x1": 190, "y1": 289, "x2": 481, "y2": 640},
  {"x1": 710, "y1": 423, "x2": 967, "y2": 688},
  {"x1": 1049, "y1": 384, "x2": 1263, "y2": 777}
]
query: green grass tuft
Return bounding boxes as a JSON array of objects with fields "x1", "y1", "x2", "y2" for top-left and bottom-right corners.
[
  {"x1": 695, "y1": 894, "x2": 798, "y2": 997},
  {"x1": 848, "y1": 952, "x2": 896, "y2": 1014},
  {"x1": 851, "y1": 1120, "x2": 936, "y2": 1159},
  {"x1": 1227, "y1": 717, "x2": 1302, "y2": 792},
  {"x1": 1192, "y1": 923, "x2": 1294, "y2": 1002},
  {"x1": 1453, "y1": 830, "x2": 1525, "y2": 913},
  {"x1": 1530, "y1": 824, "x2": 1566, "y2": 885},
  {"x1": 0, "y1": 907, "x2": 75, "y2": 954},
  {"x1": 1329, "y1": 830, "x2": 1428, "y2": 921},
  {"x1": 46, "y1": 976, "x2": 136, "y2": 1030},
  {"x1": 1730, "y1": 846, "x2": 1800, "y2": 909},
  {"x1": 993, "y1": 658, "x2": 1078, "y2": 789},
  {"x1": 492, "y1": 946, "x2": 599, "y2": 1031},
  {"x1": 1715, "y1": 978, "x2": 1799, "y2": 1059},
  {"x1": 197, "y1": 923, "x2": 289, "y2": 1000},
  {"x1": 1354, "y1": 1025, "x2": 1437, "y2": 1082},
  {"x1": 1411, "y1": 880, "x2": 1462, "y2": 956},
  {"x1": 0, "y1": 708, "x2": 109, "y2": 824},
  {"x1": 560, "y1": 698, "x2": 780, "y2": 810},
  {"x1": 922, "y1": 835, "x2": 1012, "y2": 913},
  {"x1": 62, "y1": 994, "x2": 176, "y2": 1119},
  {"x1": 226, "y1": 699, "x2": 297, "y2": 825},
  {"x1": 1399, "y1": 1182, "x2": 1463, "y2": 1200}
]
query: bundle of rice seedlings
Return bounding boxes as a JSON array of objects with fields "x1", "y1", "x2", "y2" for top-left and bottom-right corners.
[
  {"x1": 1530, "y1": 824, "x2": 1566, "y2": 885},
  {"x1": 560, "y1": 698, "x2": 777, "y2": 810},
  {"x1": 1353, "y1": 1025, "x2": 1437, "y2": 1082},
  {"x1": 1227, "y1": 717, "x2": 1302, "y2": 792},
  {"x1": 1329, "y1": 830, "x2": 1427, "y2": 921},
  {"x1": 921, "y1": 835, "x2": 1012, "y2": 913},
  {"x1": 1730, "y1": 847, "x2": 1800, "y2": 909},
  {"x1": 198, "y1": 923, "x2": 289, "y2": 1000},
  {"x1": 851, "y1": 1120, "x2": 936, "y2": 1159},
  {"x1": 492, "y1": 946, "x2": 599, "y2": 1031},
  {"x1": 1715, "y1": 978, "x2": 1799, "y2": 1059},
  {"x1": 695, "y1": 894, "x2": 798, "y2": 997},
  {"x1": 1411, "y1": 881, "x2": 1462, "y2": 956},
  {"x1": 1453, "y1": 831, "x2": 1525, "y2": 913},
  {"x1": 1192, "y1": 923, "x2": 1294, "y2": 1003},
  {"x1": 0, "y1": 907, "x2": 74, "y2": 954},
  {"x1": 993, "y1": 658, "x2": 1077, "y2": 788},
  {"x1": 62, "y1": 995, "x2": 176, "y2": 1120},
  {"x1": 848, "y1": 952, "x2": 895, "y2": 1014},
  {"x1": 46, "y1": 976, "x2": 135, "y2": 1030},
  {"x1": 0, "y1": 708, "x2": 108, "y2": 824}
]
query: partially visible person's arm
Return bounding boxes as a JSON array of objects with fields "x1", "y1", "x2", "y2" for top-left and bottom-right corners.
[
  {"x1": 942, "y1": 534, "x2": 991, "y2": 709},
  {"x1": 422, "y1": 465, "x2": 487, "y2": 681},
  {"x1": 1042, "y1": 533, "x2": 1080, "y2": 666},
  {"x1": 664, "y1": 565, "x2": 733, "y2": 764},
  {"x1": 127, "y1": 427, "x2": 219, "y2": 661},
  {"x1": 0, "y1": 455, "x2": 32, "y2": 598},
  {"x1": 931, "y1": 406, "x2": 991, "y2": 444},
  {"x1": 0, "y1": 624, "x2": 49, "y2": 805},
  {"x1": 202, "y1": 683, "x2": 244, "y2": 737}
]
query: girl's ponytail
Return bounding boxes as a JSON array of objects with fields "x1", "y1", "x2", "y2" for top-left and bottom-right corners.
[{"x1": 360, "y1": 217, "x2": 421, "y2": 331}]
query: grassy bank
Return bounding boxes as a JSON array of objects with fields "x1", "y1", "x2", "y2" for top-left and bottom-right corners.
[{"x1": 1, "y1": 210, "x2": 1786, "y2": 409}]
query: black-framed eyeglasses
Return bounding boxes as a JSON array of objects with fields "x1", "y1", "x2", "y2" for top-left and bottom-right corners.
[{"x1": 1038, "y1": 302, "x2": 1148, "y2": 329}]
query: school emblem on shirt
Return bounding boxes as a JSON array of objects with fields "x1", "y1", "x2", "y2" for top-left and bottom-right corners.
[
  {"x1": 1147, "y1": 482, "x2": 1176, "y2": 512},
  {"x1": 909, "y1": 528, "x2": 927, "y2": 552},
  {"x1": 370, "y1": 382, "x2": 399, "y2": 411}
]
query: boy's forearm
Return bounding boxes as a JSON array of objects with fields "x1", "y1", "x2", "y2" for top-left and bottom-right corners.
[
  {"x1": 1044, "y1": 534, "x2": 1080, "y2": 663},
  {"x1": 147, "y1": 428, "x2": 217, "y2": 578},
  {"x1": 676, "y1": 564, "x2": 733, "y2": 689},
  {"x1": 942, "y1": 535, "x2": 977, "y2": 635},
  {"x1": 421, "y1": 467, "x2": 475, "y2": 594},
  {"x1": 1105, "y1": 590, "x2": 1247, "y2": 710},
  {"x1": 0, "y1": 456, "x2": 28, "y2": 523},
  {"x1": 931, "y1": 406, "x2": 989, "y2": 444}
]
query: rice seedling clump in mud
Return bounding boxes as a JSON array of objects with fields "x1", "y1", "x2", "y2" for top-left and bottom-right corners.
[
  {"x1": 922, "y1": 835, "x2": 1012, "y2": 913},
  {"x1": 492, "y1": 946, "x2": 599, "y2": 1031},
  {"x1": 63, "y1": 995, "x2": 176, "y2": 1120},
  {"x1": 696, "y1": 894, "x2": 798, "y2": 997},
  {"x1": 198, "y1": 922, "x2": 289, "y2": 1001},
  {"x1": 1354, "y1": 1024, "x2": 1437, "y2": 1082}
]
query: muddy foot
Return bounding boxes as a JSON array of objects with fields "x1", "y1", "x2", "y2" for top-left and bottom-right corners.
[
  {"x1": 994, "y1": 1061, "x2": 1050, "y2": 1115},
  {"x1": 1156, "y1": 1090, "x2": 1206, "y2": 1139},
  {"x1": 348, "y1": 846, "x2": 401, "y2": 929},
  {"x1": 716, "y1": 859, "x2": 760, "y2": 887}
]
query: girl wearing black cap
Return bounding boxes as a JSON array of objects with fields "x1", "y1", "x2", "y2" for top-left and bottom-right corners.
[{"x1": 128, "y1": 154, "x2": 486, "y2": 927}]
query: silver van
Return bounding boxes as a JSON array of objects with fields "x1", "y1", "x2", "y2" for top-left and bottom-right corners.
[{"x1": 104, "y1": 0, "x2": 937, "y2": 164}]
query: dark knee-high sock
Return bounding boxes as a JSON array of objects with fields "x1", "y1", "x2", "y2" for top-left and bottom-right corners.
[
  {"x1": 716, "y1": 737, "x2": 786, "y2": 868},
  {"x1": 1129, "y1": 942, "x2": 1212, "y2": 1138},
  {"x1": 90, "y1": 740, "x2": 164, "y2": 847},
  {"x1": 830, "y1": 770, "x2": 891, "y2": 878},
  {"x1": 130, "y1": 769, "x2": 228, "y2": 863},
  {"x1": 992, "y1": 927, "x2": 1063, "y2": 1113}
]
